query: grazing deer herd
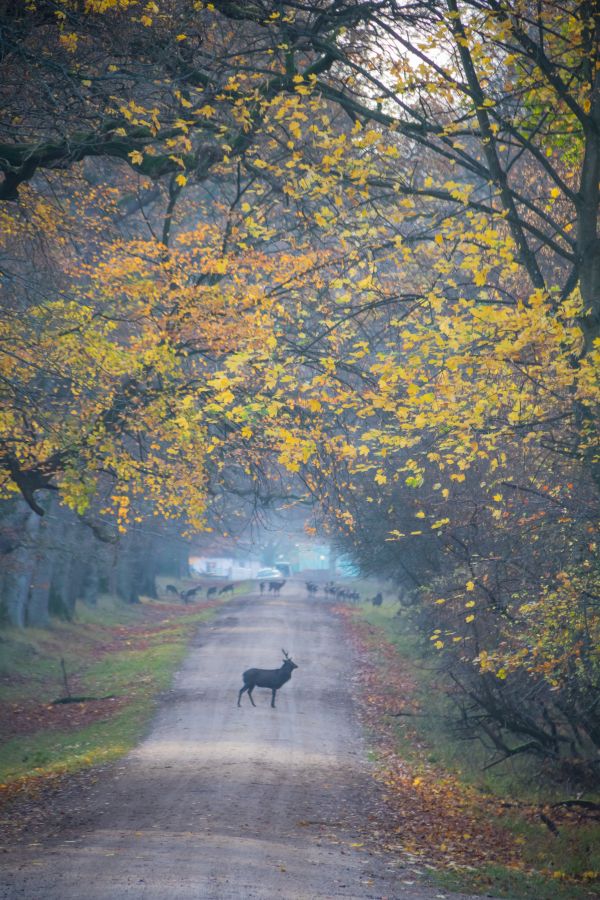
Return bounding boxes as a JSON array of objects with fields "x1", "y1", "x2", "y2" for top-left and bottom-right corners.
[
  {"x1": 176, "y1": 583, "x2": 236, "y2": 602},
  {"x1": 166, "y1": 576, "x2": 387, "y2": 608},
  {"x1": 306, "y1": 581, "x2": 361, "y2": 603}
]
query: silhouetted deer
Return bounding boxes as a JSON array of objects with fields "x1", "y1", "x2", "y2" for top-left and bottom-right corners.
[
  {"x1": 181, "y1": 585, "x2": 202, "y2": 603},
  {"x1": 206, "y1": 586, "x2": 218, "y2": 599},
  {"x1": 268, "y1": 579, "x2": 285, "y2": 595},
  {"x1": 219, "y1": 583, "x2": 234, "y2": 595},
  {"x1": 237, "y1": 649, "x2": 298, "y2": 708},
  {"x1": 371, "y1": 592, "x2": 383, "y2": 607}
]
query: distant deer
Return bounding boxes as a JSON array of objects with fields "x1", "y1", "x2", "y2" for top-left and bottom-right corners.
[
  {"x1": 219, "y1": 583, "x2": 234, "y2": 596},
  {"x1": 237, "y1": 649, "x2": 298, "y2": 708},
  {"x1": 206, "y1": 586, "x2": 218, "y2": 599},
  {"x1": 181, "y1": 585, "x2": 202, "y2": 603},
  {"x1": 268, "y1": 579, "x2": 285, "y2": 595}
]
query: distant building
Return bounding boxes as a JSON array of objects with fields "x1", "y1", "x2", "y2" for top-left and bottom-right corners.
[
  {"x1": 189, "y1": 553, "x2": 261, "y2": 580},
  {"x1": 189, "y1": 535, "x2": 335, "y2": 579}
]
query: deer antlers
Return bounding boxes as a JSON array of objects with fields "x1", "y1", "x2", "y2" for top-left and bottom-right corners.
[{"x1": 282, "y1": 648, "x2": 290, "y2": 659}]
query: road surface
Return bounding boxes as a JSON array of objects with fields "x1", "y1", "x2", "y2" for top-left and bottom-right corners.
[{"x1": 1, "y1": 586, "x2": 483, "y2": 899}]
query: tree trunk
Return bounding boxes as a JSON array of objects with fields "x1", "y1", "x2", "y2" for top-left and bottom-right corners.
[
  {"x1": 49, "y1": 552, "x2": 78, "y2": 620},
  {"x1": 81, "y1": 555, "x2": 100, "y2": 606},
  {"x1": 47, "y1": 498, "x2": 79, "y2": 620},
  {"x1": 26, "y1": 508, "x2": 54, "y2": 627},
  {"x1": 577, "y1": 129, "x2": 600, "y2": 353},
  {"x1": 112, "y1": 533, "x2": 140, "y2": 604},
  {"x1": 0, "y1": 500, "x2": 41, "y2": 627}
]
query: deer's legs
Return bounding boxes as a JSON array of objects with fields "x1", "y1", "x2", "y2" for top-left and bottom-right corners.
[
  {"x1": 271, "y1": 689, "x2": 277, "y2": 708},
  {"x1": 238, "y1": 685, "x2": 257, "y2": 707}
]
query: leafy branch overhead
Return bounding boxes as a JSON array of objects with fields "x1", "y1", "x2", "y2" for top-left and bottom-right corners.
[{"x1": 1, "y1": 1, "x2": 599, "y2": 771}]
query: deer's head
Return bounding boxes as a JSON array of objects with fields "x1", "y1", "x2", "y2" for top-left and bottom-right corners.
[{"x1": 282, "y1": 649, "x2": 298, "y2": 670}]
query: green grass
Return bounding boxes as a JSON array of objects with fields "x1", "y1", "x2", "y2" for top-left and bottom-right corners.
[
  {"x1": 0, "y1": 702, "x2": 149, "y2": 782},
  {"x1": 434, "y1": 865, "x2": 600, "y2": 899},
  {"x1": 504, "y1": 817, "x2": 600, "y2": 879},
  {"x1": 0, "y1": 630, "x2": 68, "y2": 704},
  {"x1": 0, "y1": 598, "x2": 221, "y2": 785},
  {"x1": 75, "y1": 591, "x2": 160, "y2": 626},
  {"x1": 0, "y1": 594, "x2": 177, "y2": 702}
]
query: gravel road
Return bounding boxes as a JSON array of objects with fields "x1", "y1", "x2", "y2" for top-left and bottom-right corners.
[{"x1": 0, "y1": 585, "x2": 485, "y2": 899}]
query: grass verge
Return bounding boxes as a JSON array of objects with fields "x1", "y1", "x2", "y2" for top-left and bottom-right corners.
[
  {"x1": 343, "y1": 600, "x2": 600, "y2": 899},
  {"x1": 0, "y1": 593, "x2": 229, "y2": 789},
  {"x1": 435, "y1": 865, "x2": 600, "y2": 900}
]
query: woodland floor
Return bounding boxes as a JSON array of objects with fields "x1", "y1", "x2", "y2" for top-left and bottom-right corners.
[{"x1": 0, "y1": 585, "x2": 501, "y2": 900}]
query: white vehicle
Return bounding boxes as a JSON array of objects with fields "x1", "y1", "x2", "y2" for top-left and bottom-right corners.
[{"x1": 255, "y1": 567, "x2": 283, "y2": 580}]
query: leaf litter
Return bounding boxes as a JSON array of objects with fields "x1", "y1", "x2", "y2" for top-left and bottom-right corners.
[{"x1": 335, "y1": 605, "x2": 600, "y2": 890}]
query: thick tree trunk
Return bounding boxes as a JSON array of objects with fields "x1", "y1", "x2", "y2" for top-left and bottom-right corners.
[
  {"x1": 81, "y1": 555, "x2": 100, "y2": 606},
  {"x1": 49, "y1": 553, "x2": 77, "y2": 620},
  {"x1": 136, "y1": 531, "x2": 159, "y2": 599},
  {"x1": 26, "y1": 507, "x2": 55, "y2": 627},
  {"x1": 574, "y1": 66, "x2": 600, "y2": 486},
  {"x1": 0, "y1": 500, "x2": 41, "y2": 628},
  {"x1": 2, "y1": 495, "x2": 183, "y2": 623},
  {"x1": 577, "y1": 134, "x2": 600, "y2": 353},
  {"x1": 577, "y1": 13, "x2": 600, "y2": 352},
  {"x1": 46, "y1": 498, "x2": 78, "y2": 620},
  {"x1": 27, "y1": 548, "x2": 53, "y2": 627},
  {"x1": 112, "y1": 533, "x2": 142, "y2": 604},
  {"x1": 114, "y1": 555, "x2": 139, "y2": 604}
]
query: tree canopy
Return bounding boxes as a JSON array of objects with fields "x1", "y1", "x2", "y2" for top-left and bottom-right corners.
[{"x1": 1, "y1": 0, "x2": 599, "y2": 771}]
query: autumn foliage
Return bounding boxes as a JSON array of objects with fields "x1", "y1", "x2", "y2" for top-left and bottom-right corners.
[
  {"x1": 337, "y1": 605, "x2": 600, "y2": 888},
  {"x1": 1, "y1": 2, "x2": 599, "y2": 773}
]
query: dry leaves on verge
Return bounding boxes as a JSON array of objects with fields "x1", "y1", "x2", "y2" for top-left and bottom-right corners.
[{"x1": 334, "y1": 605, "x2": 599, "y2": 884}]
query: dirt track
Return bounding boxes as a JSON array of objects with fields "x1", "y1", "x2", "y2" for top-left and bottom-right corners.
[{"x1": 0, "y1": 586, "x2": 484, "y2": 899}]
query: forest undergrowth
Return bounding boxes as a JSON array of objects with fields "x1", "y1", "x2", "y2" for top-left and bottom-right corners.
[{"x1": 336, "y1": 601, "x2": 600, "y2": 900}]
